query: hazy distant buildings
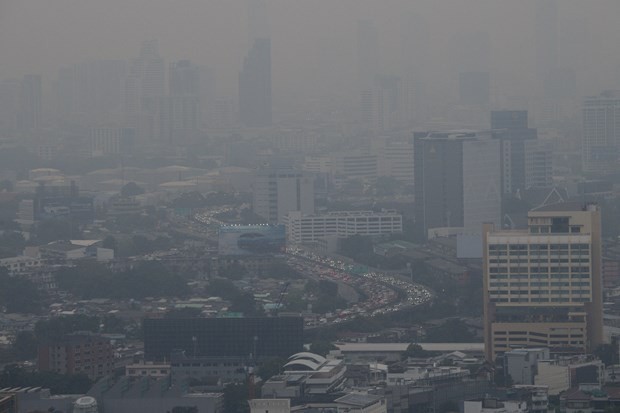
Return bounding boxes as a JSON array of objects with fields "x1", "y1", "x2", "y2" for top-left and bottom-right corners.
[
  {"x1": 459, "y1": 72, "x2": 490, "y2": 106},
  {"x1": 483, "y1": 204, "x2": 604, "y2": 361},
  {"x1": 239, "y1": 38, "x2": 272, "y2": 128},
  {"x1": 57, "y1": 60, "x2": 128, "y2": 123},
  {"x1": 491, "y1": 110, "x2": 529, "y2": 130},
  {"x1": 491, "y1": 110, "x2": 552, "y2": 195},
  {"x1": 166, "y1": 60, "x2": 202, "y2": 144},
  {"x1": 0, "y1": 78, "x2": 20, "y2": 134},
  {"x1": 331, "y1": 151, "x2": 378, "y2": 182},
  {"x1": 364, "y1": 75, "x2": 408, "y2": 133},
  {"x1": 375, "y1": 138, "x2": 414, "y2": 185},
  {"x1": 121, "y1": 41, "x2": 166, "y2": 143},
  {"x1": 136, "y1": 40, "x2": 165, "y2": 113},
  {"x1": 414, "y1": 130, "x2": 501, "y2": 239},
  {"x1": 253, "y1": 168, "x2": 314, "y2": 223},
  {"x1": 90, "y1": 126, "x2": 135, "y2": 157},
  {"x1": 19, "y1": 74, "x2": 42, "y2": 132},
  {"x1": 582, "y1": 91, "x2": 620, "y2": 175}
]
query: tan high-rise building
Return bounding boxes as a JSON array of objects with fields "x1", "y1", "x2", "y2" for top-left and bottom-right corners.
[{"x1": 483, "y1": 203, "x2": 603, "y2": 362}]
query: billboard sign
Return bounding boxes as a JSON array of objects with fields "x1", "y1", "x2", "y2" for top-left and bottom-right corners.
[{"x1": 218, "y1": 224, "x2": 286, "y2": 255}]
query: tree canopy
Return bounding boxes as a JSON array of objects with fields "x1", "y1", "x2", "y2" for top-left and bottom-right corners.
[
  {"x1": 0, "y1": 269, "x2": 42, "y2": 314},
  {"x1": 55, "y1": 261, "x2": 189, "y2": 299}
]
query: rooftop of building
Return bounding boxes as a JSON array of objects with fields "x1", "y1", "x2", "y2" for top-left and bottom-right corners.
[
  {"x1": 532, "y1": 201, "x2": 598, "y2": 213},
  {"x1": 417, "y1": 130, "x2": 492, "y2": 140},
  {"x1": 334, "y1": 342, "x2": 484, "y2": 353},
  {"x1": 335, "y1": 393, "x2": 383, "y2": 408},
  {"x1": 89, "y1": 375, "x2": 223, "y2": 400}
]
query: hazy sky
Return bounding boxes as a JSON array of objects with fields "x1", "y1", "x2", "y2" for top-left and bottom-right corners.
[{"x1": 1, "y1": 0, "x2": 619, "y2": 102}]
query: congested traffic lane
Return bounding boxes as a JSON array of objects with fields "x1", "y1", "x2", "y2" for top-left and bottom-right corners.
[{"x1": 286, "y1": 247, "x2": 433, "y2": 327}]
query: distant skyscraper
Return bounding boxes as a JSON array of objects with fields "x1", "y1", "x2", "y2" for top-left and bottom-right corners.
[
  {"x1": 0, "y1": 79, "x2": 20, "y2": 134},
  {"x1": 491, "y1": 110, "x2": 552, "y2": 195},
  {"x1": 373, "y1": 75, "x2": 407, "y2": 132},
  {"x1": 582, "y1": 91, "x2": 620, "y2": 175},
  {"x1": 90, "y1": 126, "x2": 135, "y2": 157},
  {"x1": 55, "y1": 60, "x2": 127, "y2": 123},
  {"x1": 169, "y1": 60, "x2": 200, "y2": 97},
  {"x1": 167, "y1": 60, "x2": 202, "y2": 144},
  {"x1": 253, "y1": 168, "x2": 314, "y2": 223},
  {"x1": 483, "y1": 204, "x2": 604, "y2": 361},
  {"x1": 19, "y1": 74, "x2": 42, "y2": 132},
  {"x1": 414, "y1": 131, "x2": 501, "y2": 239},
  {"x1": 239, "y1": 38, "x2": 272, "y2": 128},
  {"x1": 136, "y1": 40, "x2": 165, "y2": 113}
]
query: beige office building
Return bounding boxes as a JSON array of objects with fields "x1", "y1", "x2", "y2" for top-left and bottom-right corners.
[{"x1": 483, "y1": 204, "x2": 603, "y2": 361}]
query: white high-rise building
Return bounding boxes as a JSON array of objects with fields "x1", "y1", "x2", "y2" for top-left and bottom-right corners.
[{"x1": 253, "y1": 169, "x2": 314, "y2": 223}]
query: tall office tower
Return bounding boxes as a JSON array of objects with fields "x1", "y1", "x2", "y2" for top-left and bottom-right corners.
[
  {"x1": 0, "y1": 79, "x2": 20, "y2": 135},
  {"x1": 239, "y1": 38, "x2": 272, "y2": 127},
  {"x1": 136, "y1": 40, "x2": 165, "y2": 113},
  {"x1": 413, "y1": 131, "x2": 501, "y2": 240},
  {"x1": 582, "y1": 91, "x2": 620, "y2": 175},
  {"x1": 208, "y1": 97, "x2": 234, "y2": 131},
  {"x1": 169, "y1": 60, "x2": 200, "y2": 96},
  {"x1": 19, "y1": 74, "x2": 42, "y2": 132},
  {"x1": 491, "y1": 110, "x2": 552, "y2": 195},
  {"x1": 253, "y1": 168, "x2": 314, "y2": 223},
  {"x1": 123, "y1": 71, "x2": 142, "y2": 118},
  {"x1": 483, "y1": 204, "x2": 604, "y2": 361},
  {"x1": 373, "y1": 75, "x2": 407, "y2": 132},
  {"x1": 166, "y1": 60, "x2": 202, "y2": 144},
  {"x1": 459, "y1": 72, "x2": 490, "y2": 106},
  {"x1": 123, "y1": 40, "x2": 165, "y2": 142},
  {"x1": 53, "y1": 67, "x2": 74, "y2": 120},
  {"x1": 535, "y1": 0, "x2": 559, "y2": 98},
  {"x1": 55, "y1": 60, "x2": 128, "y2": 124},
  {"x1": 198, "y1": 65, "x2": 215, "y2": 125}
]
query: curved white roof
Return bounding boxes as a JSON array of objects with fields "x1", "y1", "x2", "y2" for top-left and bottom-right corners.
[
  {"x1": 157, "y1": 165, "x2": 192, "y2": 172},
  {"x1": 283, "y1": 359, "x2": 321, "y2": 371},
  {"x1": 288, "y1": 352, "x2": 327, "y2": 364},
  {"x1": 30, "y1": 168, "x2": 60, "y2": 173},
  {"x1": 158, "y1": 180, "x2": 197, "y2": 188}
]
